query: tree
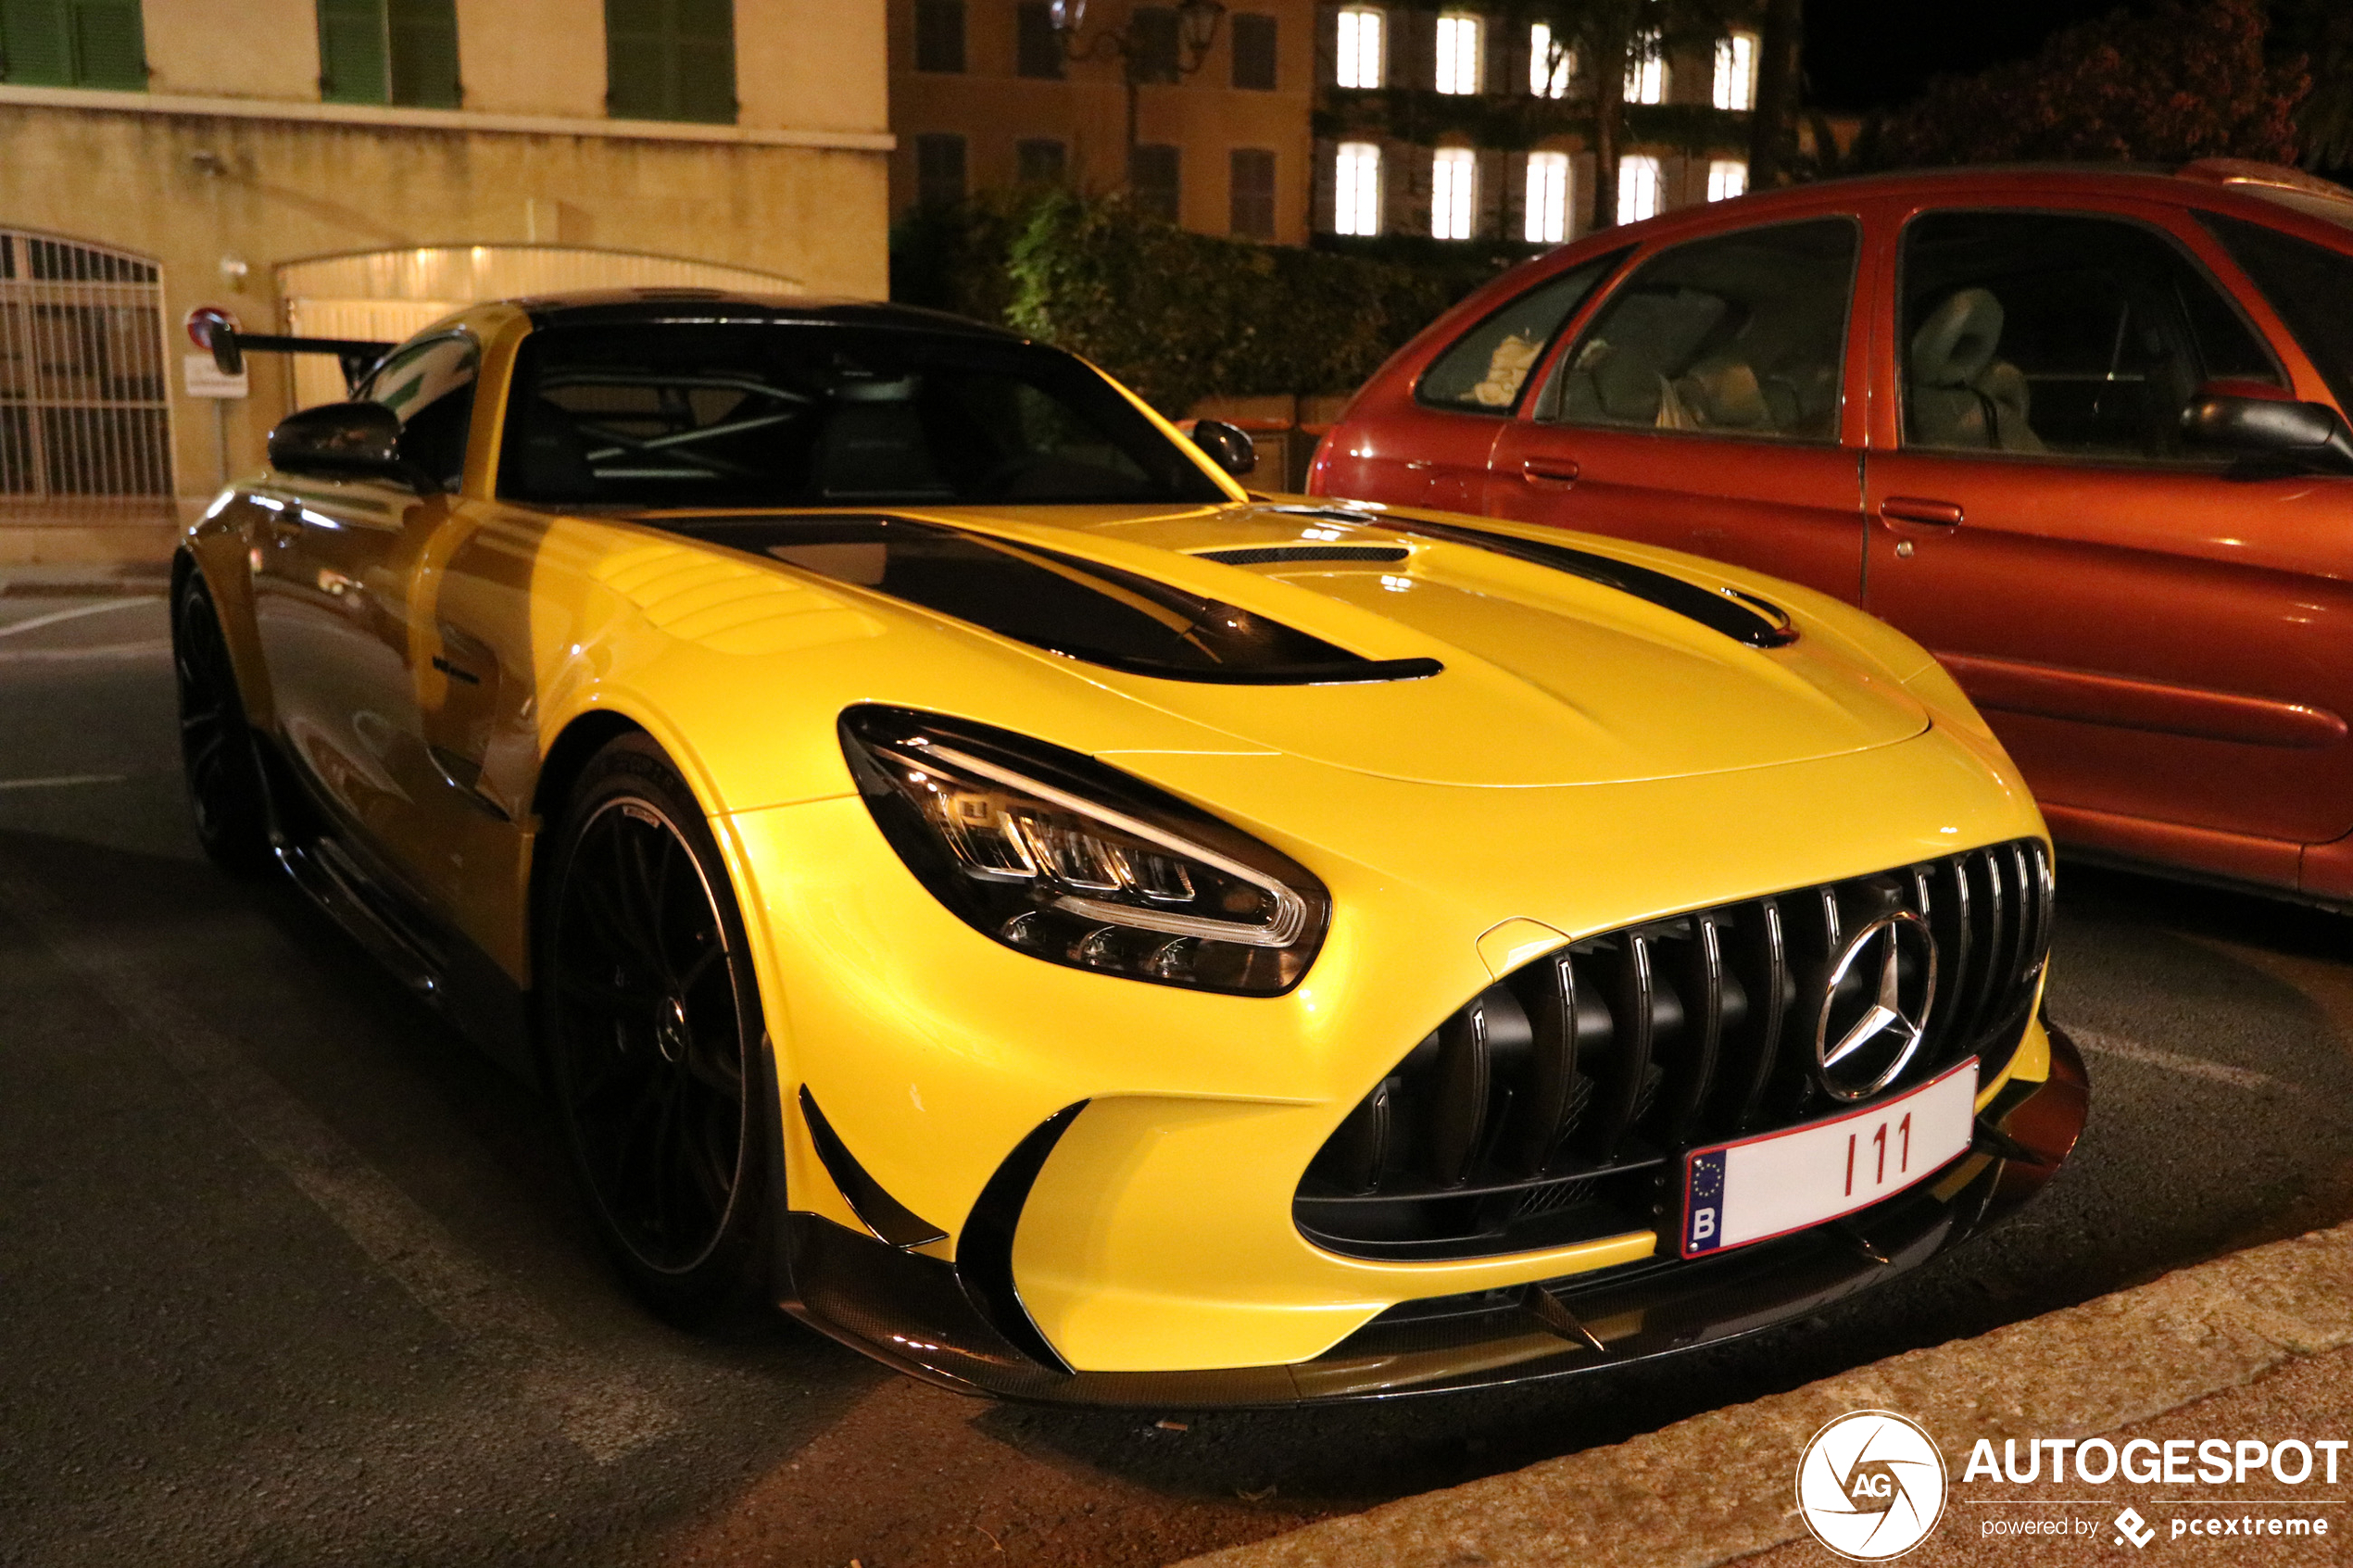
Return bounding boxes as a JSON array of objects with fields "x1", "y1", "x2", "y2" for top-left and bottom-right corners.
[
  {"x1": 1520, "y1": 0, "x2": 1760, "y2": 230},
  {"x1": 1870, "y1": 0, "x2": 2306, "y2": 169},
  {"x1": 2271, "y1": 0, "x2": 2353, "y2": 173}
]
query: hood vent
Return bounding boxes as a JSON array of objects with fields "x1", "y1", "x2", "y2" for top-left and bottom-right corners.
[
  {"x1": 664, "y1": 512, "x2": 1442, "y2": 685},
  {"x1": 1195, "y1": 544, "x2": 1410, "y2": 567},
  {"x1": 1387, "y1": 517, "x2": 1798, "y2": 650}
]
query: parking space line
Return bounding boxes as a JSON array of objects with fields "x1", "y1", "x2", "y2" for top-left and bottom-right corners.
[
  {"x1": 0, "y1": 641, "x2": 172, "y2": 662},
  {"x1": 0, "y1": 861, "x2": 681, "y2": 1464},
  {"x1": 2069, "y1": 1024, "x2": 2275, "y2": 1091},
  {"x1": 0, "y1": 597, "x2": 163, "y2": 638},
  {"x1": 0, "y1": 773, "x2": 130, "y2": 791}
]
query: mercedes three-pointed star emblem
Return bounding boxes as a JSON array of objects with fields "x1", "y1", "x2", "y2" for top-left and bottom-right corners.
[{"x1": 1813, "y1": 911, "x2": 1939, "y2": 1101}]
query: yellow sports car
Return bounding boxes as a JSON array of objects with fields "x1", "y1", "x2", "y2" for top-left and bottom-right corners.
[{"x1": 173, "y1": 291, "x2": 2085, "y2": 1404}]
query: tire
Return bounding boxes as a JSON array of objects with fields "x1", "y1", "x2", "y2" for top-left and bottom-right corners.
[
  {"x1": 171, "y1": 570, "x2": 275, "y2": 875},
  {"x1": 538, "y1": 734, "x2": 772, "y2": 1321}
]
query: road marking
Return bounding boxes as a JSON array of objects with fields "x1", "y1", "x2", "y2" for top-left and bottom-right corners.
[
  {"x1": 0, "y1": 640, "x2": 172, "y2": 662},
  {"x1": 0, "y1": 772, "x2": 129, "y2": 791},
  {"x1": 0, "y1": 861, "x2": 681, "y2": 1464},
  {"x1": 2069, "y1": 1024, "x2": 2275, "y2": 1091},
  {"x1": 0, "y1": 596, "x2": 163, "y2": 637}
]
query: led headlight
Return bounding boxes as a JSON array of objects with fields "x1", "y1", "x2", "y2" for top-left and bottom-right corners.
[{"x1": 840, "y1": 706, "x2": 1330, "y2": 995}]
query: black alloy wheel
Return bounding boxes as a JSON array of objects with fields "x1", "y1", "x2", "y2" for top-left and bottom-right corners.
[
  {"x1": 541, "y1": 735, "x2": 771, "y2": 1318},
  {"x1": 171, "y1": 569, "x2": 273, "y2": 873}
]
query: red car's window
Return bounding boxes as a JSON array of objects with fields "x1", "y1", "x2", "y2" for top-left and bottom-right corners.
[
  {"x1": 1900, "y1": 211, "x2": 2283, "y2": 464},
  {"x1": 2197, "y1": 212, "x2": 2353, "y2": 417},
  {"x1": 1533, "y1": 217, "x2": 1856, "y2": 443},
  {"x1": 1414, "y1": 250, "x2": 1628, "y2": 416}
]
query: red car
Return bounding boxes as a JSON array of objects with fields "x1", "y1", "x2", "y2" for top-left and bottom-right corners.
[{"x1": 1311, "y1": 160, "x2": 2353, "y2": 907}]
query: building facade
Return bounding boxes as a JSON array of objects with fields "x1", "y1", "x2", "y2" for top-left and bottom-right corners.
[
  {"x1": 0, "y1": 0, "x2": 890, "y2": 560},
  {"x1": 887, "y1": 0, "x2": 1316, "y2": 245},
  {"x1": 1311, "y1": 4, "x2": 1763, "y2": 245}
]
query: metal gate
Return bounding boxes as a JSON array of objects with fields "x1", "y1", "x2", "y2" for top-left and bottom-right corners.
[{"x1": 0, "y1": 230, "x2": 173, "y2": 508}]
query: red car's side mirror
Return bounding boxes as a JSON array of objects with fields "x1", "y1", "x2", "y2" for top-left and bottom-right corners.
[{"x1": 2182, "y1": 383, "x2": 2353, "y2": 473}]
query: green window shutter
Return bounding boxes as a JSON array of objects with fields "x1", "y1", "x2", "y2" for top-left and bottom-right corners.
[
  {"x1": 603, "y1": 0, "x2": 668, "y2": 119},
  {"x1": 672, "y1": 0, "x2": 734, "y2": 124},
  {"x1": 317, "y1": 0, "x2": 387, "y2": 104},
  {"x1": 386, "y1": 0, "x2": 458, "y2": 107},
  {"x1": 605, "y1": 0, "x2": 732, "y2": 123},
  {"x1": 66, "y1": 0, "x2": 142, "y2": 89},
  {"x1": 0, "y1": 0, "x2": 73, "y2": 85}
]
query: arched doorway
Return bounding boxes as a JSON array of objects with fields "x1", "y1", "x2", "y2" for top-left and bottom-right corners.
[
  {"x1": 274, "y1": 245, "x2": 803, "y2": 409},
  {"x1": 0, "y1": 229, "x2": 173, "y2": 513}
]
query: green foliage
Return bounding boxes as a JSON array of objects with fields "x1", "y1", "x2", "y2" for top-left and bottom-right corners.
[
  {"x1": 2271, "y1": 0, "x2": 2353, "y2": 173},
  {"x1": 893, "y1": 190, "x2": 1466, "y2": 416},
  {"x1": 1867, "y1": 0, "x2": 2306, "y2": 169},
  {"x1": 887, "y1": 190, "x2": 1036, "y2": 327}
]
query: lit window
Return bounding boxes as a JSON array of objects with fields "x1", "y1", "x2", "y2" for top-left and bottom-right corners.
[
  {"x1": 1335, "y1": 141, "x2": 1382, "y2": 235},
  {"x1": 1336, "y1": 7, "x2": 1383, "y2": 89},
  {"x1": 1713, "y1": 32, "x2": 1756, "y2": 111},
  {"x1": 1617, "y1": 154, "x2": 1661, "y2": 224},
  {"x1": 1707, "y1": 158, "x2": 1748, "y2": 202},
  {"x1": 1431, "y1": 146, "x2": 1478, "y2": 238},
  {"x1": 1525, "y1": 150, "x2": 1570, "y2": 243},
  {"x1": 1529, "y1": 22, "x2": 1570, "y2": 98},
  {"x1": 1434, "y1": 14, "x2": 1480, "y2": 95},
  {"x1": 1623, "y1": 31, "x2": 1665, "y2": 105}
]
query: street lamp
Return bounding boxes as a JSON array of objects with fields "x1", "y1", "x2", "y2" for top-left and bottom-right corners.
[{"x1": 1051, "y1": 0, "x2": 1227, "y2": 169}]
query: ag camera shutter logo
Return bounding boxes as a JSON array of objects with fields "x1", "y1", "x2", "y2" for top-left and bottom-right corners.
[{"x1": 1796, "y1": 1410, "x2": 1949, "y2": 1560}]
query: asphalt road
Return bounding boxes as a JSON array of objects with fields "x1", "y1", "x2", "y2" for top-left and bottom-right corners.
[{"x1": 5, "y1": 584, "x2": 2352, "y2": 1568}]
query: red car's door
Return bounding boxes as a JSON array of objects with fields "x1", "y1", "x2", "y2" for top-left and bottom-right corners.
[
  {"x1": 1485, "y1": 212, "x2": 1872, "y2": 605},
  {"x1": 1860, "y1": 197, "x2": 2353, "y2": 881}
]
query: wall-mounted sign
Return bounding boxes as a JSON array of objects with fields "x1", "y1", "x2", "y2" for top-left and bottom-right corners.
[
  {"x1": 183, "y1": 353, "x2": 249, "y2": 399},
  {"x1": 183, "y1": 304, "x2": 241, "y2": 351}
]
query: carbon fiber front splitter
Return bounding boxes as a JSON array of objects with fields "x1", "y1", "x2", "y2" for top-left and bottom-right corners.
[{"x1": 773, "y1": 1023, "x2": 2089, "y2": 1408}]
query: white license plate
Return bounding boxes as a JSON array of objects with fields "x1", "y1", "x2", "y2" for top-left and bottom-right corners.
[{"x1": 1680, "y1": 1058, "x2": 1979, "y2": 1258}]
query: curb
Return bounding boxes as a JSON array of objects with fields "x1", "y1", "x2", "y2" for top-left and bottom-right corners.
[{"x1": 1170, "y1": 1220, "x2": 2353, "y2": 1568}]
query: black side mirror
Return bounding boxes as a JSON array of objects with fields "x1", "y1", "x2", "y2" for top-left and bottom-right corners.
[
  {"x1": 267, "y1": 402, "x2": 434, "y2": 492},
  {"x1": 2182, "y1": 386, "x2": 2353, "y2": 473},
  {"x1": 1187, "y1": 418, "x2": 1258, "y2": 479}
]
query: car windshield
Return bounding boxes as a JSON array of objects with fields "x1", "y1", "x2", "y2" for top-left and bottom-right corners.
[
  {"x1": 2198, "y1": 212, "x2": 2353, "y2": 415},
  {"x1": 496, "y1": 320, "x2": 1230, "y2": 508}
]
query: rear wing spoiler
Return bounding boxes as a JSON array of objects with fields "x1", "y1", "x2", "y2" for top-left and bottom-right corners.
[{"x1": 211, "y1": 330, "x2": 396, "y2": 395}]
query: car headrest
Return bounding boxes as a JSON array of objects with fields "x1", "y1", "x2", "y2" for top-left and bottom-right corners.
[
  {"x1": 506, "y1": 397, "x2": 599, "y2": 501},
  {"x1": 1911, "y1": 288, "x2": 2006, "y2": 389}
]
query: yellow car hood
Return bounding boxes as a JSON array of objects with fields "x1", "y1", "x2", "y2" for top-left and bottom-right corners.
[{"x1": 830, "y1": 501, "x2": 1930, "y2": 790}]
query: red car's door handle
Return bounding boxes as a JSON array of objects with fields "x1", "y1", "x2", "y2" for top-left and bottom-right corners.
[
  {"x1": 1881, "y1": 496, "x2": 1964, "y2": 526},
  {"x1": 1519, "y1": 458, "x2": 1581, "y2": 487}
]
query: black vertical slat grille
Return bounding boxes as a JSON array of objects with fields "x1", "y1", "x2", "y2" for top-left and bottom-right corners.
[{"x1": 1295, "y1": 838, "x2": 2054, "y2": 1261}]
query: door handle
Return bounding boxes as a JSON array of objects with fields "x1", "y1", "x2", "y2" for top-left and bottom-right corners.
[
  {"x1": 1881, "y1": 496, "x2": 1963, "y2": 527},
  {"x1": 1519, "y1": 458, "x2": 1581, "y2": 487}
]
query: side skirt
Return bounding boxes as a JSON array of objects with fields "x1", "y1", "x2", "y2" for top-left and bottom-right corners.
[{"x1": 252, "y1": 731, "x2": 539, "y2": 1088}]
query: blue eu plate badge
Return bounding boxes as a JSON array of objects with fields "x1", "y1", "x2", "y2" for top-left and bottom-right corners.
[{"x1": 1685, "y1": 1148, "x2": 1728, "y2": 1253}]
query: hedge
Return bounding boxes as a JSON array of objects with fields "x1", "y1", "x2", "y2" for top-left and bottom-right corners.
[{"x1": 892, "y1": 190, "x2": 1478, "y2": 417}]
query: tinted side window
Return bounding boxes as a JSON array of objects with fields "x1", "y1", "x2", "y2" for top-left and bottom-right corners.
[
  {"x1": 1902, "y1": 211, "x2": 2283, "y2": 462},
  {"x1": 1543, "y1": 218, "x2": 1856, "y2": 442},
  {"x1": 362, "y1": 332, "x2": 479, "y2": 492},
  {"x1": 1416, "y1": 250, "x2": 1626, "y2": 415},
  {"x1": 2198, "y1": 212, "x2": 2353, "y2": 415}
]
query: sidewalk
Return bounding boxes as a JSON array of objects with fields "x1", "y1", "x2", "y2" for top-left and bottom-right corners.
[{"x1": 1174, "y1": 1221, "x2": 2353, "y2": 1568}]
